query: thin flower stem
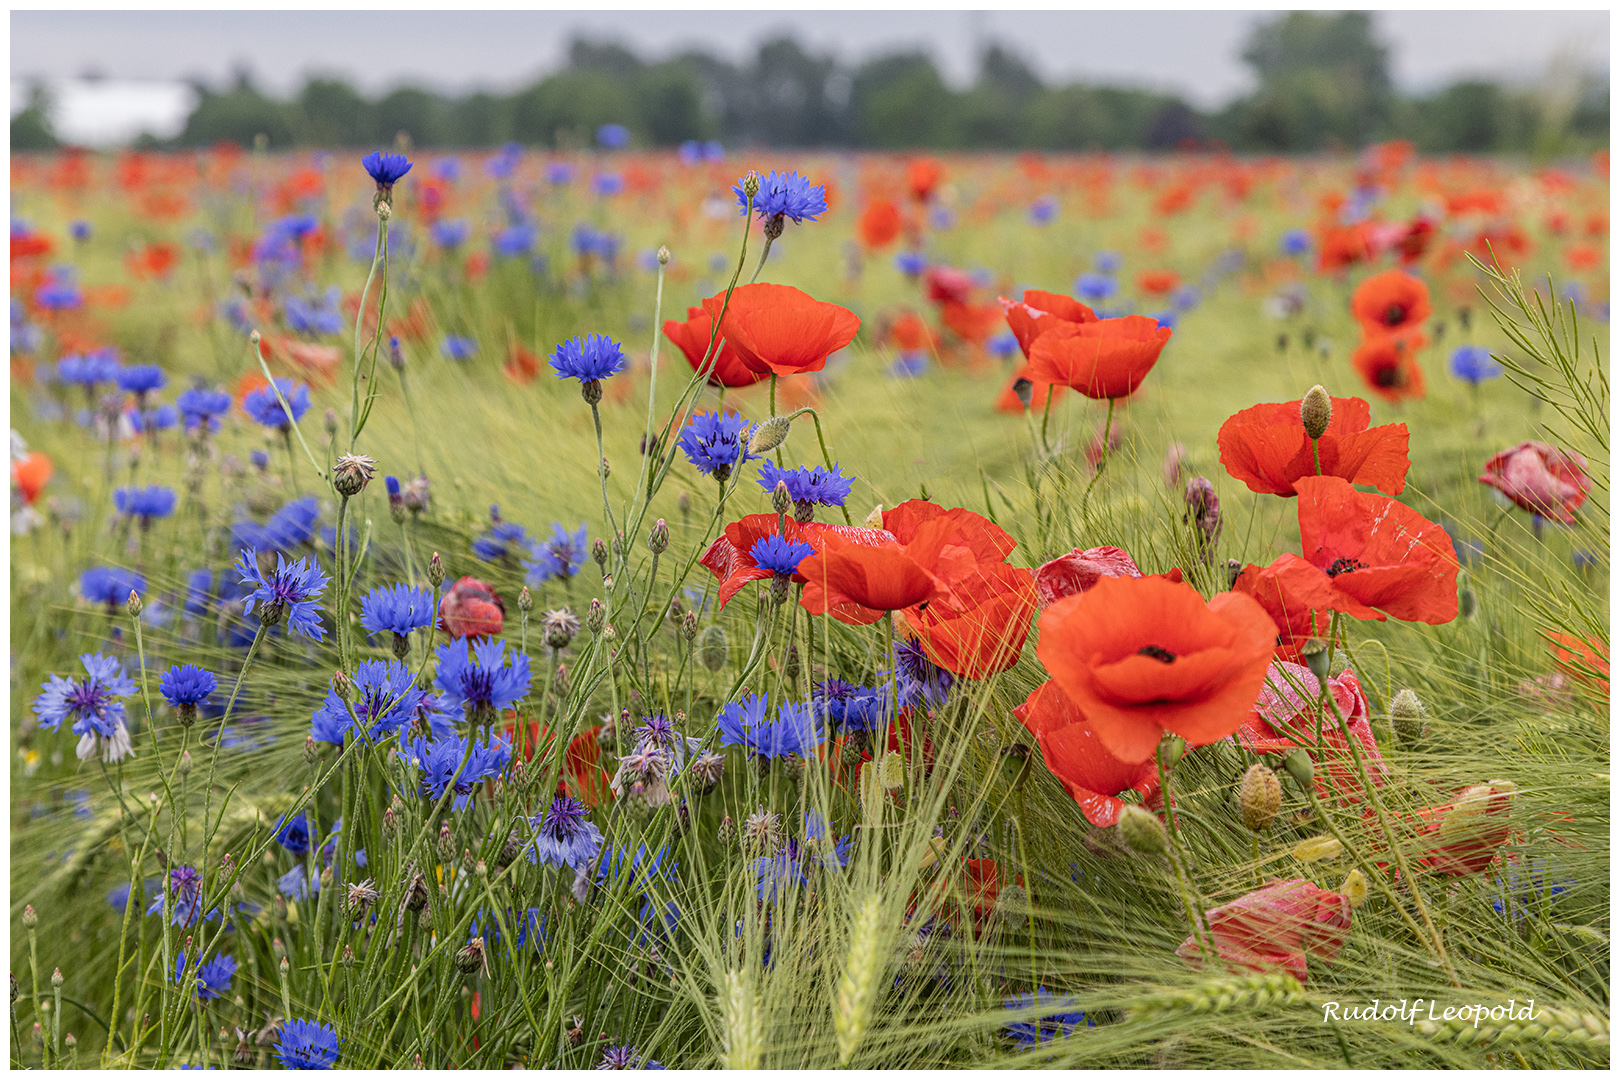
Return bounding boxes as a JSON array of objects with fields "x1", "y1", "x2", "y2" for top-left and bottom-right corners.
[
  {"x1": 198, "y1": 624, "x2": 267, "y2": 862},
  {"x1": 1079, "y1": 398, "x2": 1116, "y2": 522}
]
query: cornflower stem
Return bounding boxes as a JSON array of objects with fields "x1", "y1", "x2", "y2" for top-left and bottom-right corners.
[
  {"x1": 198, "y1": 624, "x2": 268, "y2": 866},
  {"x1": 52, "y1": 966, "x2": 64, "y2": 1064},
  {"x1": 333, "y1": 494, "x2": 352, "y2": 668},
  {"x1": 1078, "y1": 398, "x2": 1117, "y2": 522},
  {"x1": 350, "y1": 212, "x2": 392, "y2": 450},
  {"x1": 589, "y1": 401, "x2": 620, "y2": 557},
  {"x1": 636, "y1": 259, "x2": 668, "y2": 509},
  {"x1": 749, "y1": 232, "x2": 774, "y2": 283},
  {"x1": 282, "y1": 430, "x2": 300, "y2": 494},
  {"x1": 28, "y1": 923, "x2": 45, "y2": 1067},
  {"x1": 1156, "y1": 747, "x2": 1213, "y2": 959},
  {"x1": 105, "y1": 831, "x2": 154, "y2": 1063}
]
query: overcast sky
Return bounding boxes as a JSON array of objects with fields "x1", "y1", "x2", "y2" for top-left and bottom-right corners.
[{"x1": 10, "y1": 9, "x2": 1611, "y2": 144}]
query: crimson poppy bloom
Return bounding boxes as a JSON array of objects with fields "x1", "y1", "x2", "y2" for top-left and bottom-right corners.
[
  {"x1": 1033, "y1": 546, "x2": 1183, "y2": 609},
  {"x1": 1014, "y1": 679, "x2": 1161, "y2": 826},
  {"x1": 1236, "y1": 661, "x2": 1387, "y2": 803},
  {"x1": 1217, "y1": 394, "x2": 1410, "y2": 497},
  {"x1": 1293, "y1": 475, "x2": 1459, "y2": 624},
  {"x1": 881, "y1": 499, "x2": 1017, "y2": 569},
  {"x1": 999, "y1": 290, "x2": 1098, "y2": 359},
  {"x1": 1350, "y1": 269, "x2": 1431, "y2": 336},
  {"x1": 1413, "y1": 782, "x2": 1516, "y2": 876},
  {"x1": 924, "y1": 265, "x2": 976, "y2": 305},
  {"x1": 438, "y1": 576, "x2": 505, "y2": 639},
  {"x1": 11, "y1": 451, "x2": 52, "y2": 504},
  {"x1": 939, "y1": 299, "x2": 1002, "y2": 346},
  {"x1": 859, "y1": 199, "x2": 902, "y2": 248},
  {"x1": 701, "y1": 283, "x2": 860, "y2": 378},
  {"x1": 663, "y1": 305, "x2": 769, "y2": 388},
  {"x1": 1317, "y1": 223, "x2": 1369, "y2": 272},
  {"x1": 1137, "y1": 269, "x2": 1180, "y2": 295},
  {"x1": 994, "y1": 365, "x2": 1069, "y2": 413},
  {"x1": 1351, "y1": 331, "x2": 1427, "y2": 403},
  {"x1": 503, "y1": 343, "x2": 540, "y2": 384},
  {"x1": 1547, "y1": 631, "x2": 1609, "y2": 697},
  {"x1": 904, "y1": 559, "x2": 1036, "y2": 677},
  {"x1": 797, "y1": 518, "x2": 953, "y2": 625},
  {"x1": 1176, "y1": 878, "x2": 1353, "y2": 983},
  {"x1": 1230, "y1": 556, "x2": 1335, "y2": 662},
  {"x1": 1478, "y1": 441, "x2": 1591, "y2": 525},
  {"x1": 1036, "y1": 575, "x2": 1277, "y2": 765},
  {"x1": 907, "y1": 158, "x2": 943, "y2": 203},
  {"x1": 1027, "y1": 315, "x2": 1172, "y2": 400}
]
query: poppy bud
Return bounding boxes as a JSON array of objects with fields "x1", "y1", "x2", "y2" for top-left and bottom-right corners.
[
  {"x1": 1300, "y1": 385, "x2": 1332, "y2": 440},
  {"x1": 657, "y1": 245, "x2": 670, "y2": 266},
  {"x1": 1291, "y1": 835, "x2": 1342, "y2": 862},
  {"x1": 1118, "y1": 804, "x2": 1168, "y2": 855},
  {"x1": 1300, "y1": 637, "x2": 1330, "y2": 682},
  {"x1": 1281, "y1": 748, "x2": 1314, "y2": 787},
  {"x1": 648, "y1": 518, "x2": 669, "y2": 555},
  {"x1": 1012, "y1": 377, "x2": 1034, "y2": 409},
  {"x1": 428, "y1": 552, "x2": 445, "y2": 588},
  {"x1": 1000, "y1": 744, "x2": 1032, "y2": 789},
  {"x1": 1235, "y1": 763, "x2": 1281, "y2": 831},
  {"x1": 586, "y1": 598, "x2": 606, "y2": 635},
  {"x1": 749, "y1": 415, "x2": 792, "y2": 455},
  {"x1": 1339, "y1": 868, "x2": 1369, "y2": 907},
  {"x1": 1458, "y1": 586, "x2": 1476, "y2": 620},
  {"x1": 997, "y1": 883, "x2": 1029, "y2": 922},
  {"x1": 1390, "y1": 687, "x2": 1427, "y2": 746},
  {"x1": 878, "y1": 752, "x2": 907, "y2": 794},
  {"x1": 699, "y1": 625, "x2": 729, "y2": 671},
  {"x1": 592, "y1": 537, "x2": 610, "y2": 569},
  {"x1": 126, "y1": 590, "x2": 143, "y2": 619},
  {"x1": 1157, "y1": 735, "x2": 1186, "y2": 771}
]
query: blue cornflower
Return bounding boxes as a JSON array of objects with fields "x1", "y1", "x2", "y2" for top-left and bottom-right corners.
[
  {"x1": 433, "y1": 157, "x2": 463, "y2": 182},
  {"x1": 597, "y1": 123, "x2": 631, "y2": 149},
  {"x1": 544, "y1": 160, "x2": 574, "y2": 185},
  {"x1": 284, "y1": 287, "x2": 344, "y2": 337},
  {"x1": 528, "y1": 795, "x2": 604, "y2": 870},
  {"x1": 1074, "y1": 273, "x2": 1117, "y2": 302},
  {"x1": 1149, "y1": 311, "x2": 1177, "y2": 331},
  {"x1": 242, "y1": 378, "x2": 311, "y2": 431},
  {"x1": 433, "y1": 636, "x2": 532, "y2": 719},
  {"x1": 235, "y1": 549, "x2": 331, "y2": 640},
  {"x1": 70, "y1": 219, "x2": 91, "y2": 241},
  {"x1": 274, "y1": 1017, "x2": 340, "y2": 1069},
  {"x1": 362, "y1": 151, "x2": 412, "y2": 190},
  {"x1": 1450, "y1": 344, "x2": 1503, "y2": 385},
  {"x1": 892, "y1": 637, "x2": 953, "y2": 709},
  {"x1": 1171, "y1": 286, "x2": 1201, "y2": 312},
  {"x1": 550, "y1": 333, "x2": 628, "y2": 386},
  {"x1": 986, "y1": 331, "x2": 1019, "y2": 360},
  {"x1": 735, "y1": 170, "x2": 827, "y2": 225},
  {"x1": 1028, "y1": 196, "x2": 1058, "y2": 225},
  {"x1": 146, "y1": 865, "x2": 207, "y2": 927},
  {"x1": 929, "y1": 205, "x2": 955, "y2": 230},
  {"x1": 35, "y1": 276, "x2": 82, "y2": 311},
  {"x1": 678, "y1": 410, "x2": 757, "y2": 481},
  {"x1": 1093, "y1": 250, "x2": 1123, "y2": 273},
  {"x1": 597, "y1": 1044, "x2": 662, "y2": 1070},
  {"x1": 173, "y1": 951, "x2": 237, "y2": 1002},
  {"x1": 185, "y1": 569, "x2": 214, "y2": 616},
  {"x1": 472, "y1": 510, "x2": 533, "y2": 562},
  {"x1": 128, "y1": 403, "x2": 178, "y2": 434},
  {"x1": 718, "y1": 694, "x2": 822, "y2": 760},
  {"x1": 117, "y1": 363, "x2": 168, "y2": 396},
  {"x1": 1003, "y1": 987, "x2": 1092, "y2": 1045},
  {"x1": 158, "y1": 664, "x2": 217, "y2": 711},
  {"x1": 749, "y1": 535, "x2": 815, "y2": 577},
  {"x1": 114, "y1": 485, "x2": 177, "y2": 522},
  {"x1": 33, "y1": 653, "x2": 137, "y2": 736},
  {"x1": 400, "y1": 730, "x2": 512, "y2": 810},
  {"x1": 493, "y1": 223, "x2": 536, "y2": 257},
  {"x1": 310, "y1": 659, "x2": 424, "y2": 746},
  {"x1": 360, "y1": 583, "x2": 436, "y2": 637},
  {"x1": 263, "y1": 496, "x2": 320, "y2": 551},
  {"x1": 250, "y1": 450, "x2": 271, "y2": 471},
  {"x1": 278, "y1": 863, "x2": 319, "y2": 901},
  {"x1": 524, "y1": 521, "x2": 589, "y2": 585},
  {"x1": 440, "y1": 335, "x2": 478, "y2": 361},
  {"x1": 895, "y1": 250, "x2": 927, "y2": 277},
  {"x1": 592, "y1": 172, "x2": 624, "y2": 197},
  {"x1": 756, "y1": 461, "x2": 854, "y2": 511},
  {"x1": 892, "y1": 351, "x2": 929, "y2": 378},
  {"x1": 430, "y1": 219, "x2": 469, "y2": 248},
  {"x1": 79, "y1": 566, "x2": 144, "y2": 607},
  {"x1": 842, "y1": 686, "x2": 893, "y2": 734},
  {"x1": 57, "y1": 352, "x2": 120, "y2": 389},
  {"x1": 811, "y1": 678, "x2": 860, "y2": 727},
  {"x1": 273, "y1": 813, "x2": 313, "y2": 856},
  {"x1": 1279, "y1": 229, "x2": 1312, "y2": 257}
]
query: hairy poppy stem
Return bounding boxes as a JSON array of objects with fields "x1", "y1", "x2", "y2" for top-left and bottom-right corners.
[
  {"x1": 1156, "y1": 745, "x2": 1213, "y2": 959},
  {"x1": 1078, "y1": 398, "x2": 1117, "y2": 522}
]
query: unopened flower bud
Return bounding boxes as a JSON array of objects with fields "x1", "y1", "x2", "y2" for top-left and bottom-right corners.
[
  {"x1": 1390, "y1": 688, "x2": 1427, "y2": 746},
  {"x1": 741, "y1": 171, "x2": 760, "y2": 199},
  {"x1": 332, "y1": 669, "x2": 355, "y2": 702},
  {"x1": 648, "y1": 518, "x2": 669, "y2": 555},
  {"x1": 437, "y1": 820, "x2": 453, "y2": 860},
  {"x1": 1118, "y1": 804, "x2": 1168, "y2": 855},
  {"x1": 1300, "y1": 385, "x2": 1332, "y2": 440},
  {"x1": 303, "y1": 735, "x2": 318, "y2": 764},
  {"x1": 1235, "y1": 763, "x2": 1281, "y2": 831},
  {"x1": 592, "y1": 537, "x2": 610, "y2": 569},
  {"x1": 455, "y1": 937, "x2": 485, "y2": 974},
  {"x1": 518, "y1": 586, "x2": 532, "y2": 614},
  {"x1": 428, "y1": 553, "x2": 445, "y2": 588},
  {"x1": 1000, "y1": 744, "x2": 1031, "y2": 789},
  {"x1": 1157, "y1": 736, "x2": 1186, "y2": 771},
  {"x1": 177, "y1": 750, "x2": 193, "y2": 777},
  {"x1": 681, "y1": 610, "x2": 699, "y2": 643},
  {"x1": 332, "y1": 454, "x2": 376, "y2": 497},
  {"x1": 586, "y1": 598, "x2": 606, "y2": 635},
  {"x1": 771, "y1": 481, "x2": 791, "y2": 518},
  {"x1": 51, "y1": 968, "x2": 63, "y2": 990},
  {"x1": 749, "y1": 415, "x2": 792, "y2": 455},
  {"x1": 657, "y1": 245, "x2": 670, "y2": 265},
  {"x1": 376, "y1": 200, "x2": 392, "y2": 222},
  {"x1": 126, "y1": 590, "x2": 143, "y2": 618},
  {"x1": 878, "y1": 751, "x2": 907, "y2": 794},
  {"x1": 381, "y1": 806, "x2": 399, "y2": 839},
  {"x1": 699, "y1": 624, "x2": 728, "y2": 671},
  {"x1": 1281, "y1": 748, "x2": 1315, "y2": 787},
  {"x1": 324, "y1": 409, "x2": 340, "y2": 437},
  {"x1": 598, "y1": 455, "x2": 611, "y2": 479}
]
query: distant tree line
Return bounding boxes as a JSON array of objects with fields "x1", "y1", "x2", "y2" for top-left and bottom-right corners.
[{"x1": 11, "y1": 13, "x2": 1610, "y2": 154}]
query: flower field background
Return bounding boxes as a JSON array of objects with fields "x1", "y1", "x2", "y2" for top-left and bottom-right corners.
[{"x1": 8, "y1": 142, "x2": 1611, "y2": 1069}]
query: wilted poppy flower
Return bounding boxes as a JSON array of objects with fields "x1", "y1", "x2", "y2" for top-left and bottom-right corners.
[
  {"x1": 1217, "y1": 393, "x2": 1410, "y2": 497},
  {"x1": 662, "y1": 305, "x2": 769, "y2": 388},
  {"x1": 438, "y1": 576, "x2": 505, "y2": 639},
  {"x1": 1014, "y1": 680, "x2": 1160, "y2": 827},
  {"x1": 1027, "y1": 315, "x2": 1172, "y2": 400},
  {"x1": 1351, "y1": 331, "x2": 1426, "y2": 403},
  {"x1": 1036, "y1": 575, "x2": 1277, "y2": 765},
  {"x1": 1176, "y1": 878, "x2": 1353, "y2": 983},
  {"x1": 1294, "y1": 475, "x2": 1459, "y2": 624},
  {"x1": 701, "y1": 283, "x2": 860, "y2": 378},
  {"x1": 1033, "y1": 546, "x2": 1182, "y2": 609},
  {"x1": 1350, "y1": 269, "x2": 1431, "y2": 336},
  {"x1": 1236, "y1": 661, "x2": 1387, "y2": 802},
  {"x1": 1478, "y1": 441, "x2": 1591, "y2": 525},
  {"x1": 859, "y1": 199, "x2": 902, "y2": 248},
  {"x1": 1414, "y1": 782, "x2": 1516, "y2": 875},
  {"x1": 999, "y1": 289, "x2": 1098, "y2": 359}
]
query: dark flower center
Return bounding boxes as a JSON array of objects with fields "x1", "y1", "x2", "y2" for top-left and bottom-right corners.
[
  {"x1": 1372, "y1": 364, "x2": 1403, "y2": 388},
  {"x1": 1383, "y1": 303, "x2": 1408, "y2": 326},
  {"x1": 1136, "y1": 645, "x2": 1177, "y2": 663},
  {"x1": 1326, "y1": 557, "x2": 1368, "y2": 577}
]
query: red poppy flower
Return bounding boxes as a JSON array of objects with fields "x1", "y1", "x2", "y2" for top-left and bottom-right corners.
[
  {"x1": 890, "y1": 311, "x2": 934, "y2": 353},
  {"x1": 859, "y1": 199, "x2": 902, "y2": 249},
  {"x1": 1014, "y1": 679, "x2": 1161, "y2": 826},
  {"x1": 881, "y1": 499, "x2": 1017, "y2": 568},
  {"x1": 999, "y1": 289, "x2": 1098, "y2": 359},
  {"x1": 701, "y1": 283, "x2": 860, "y2": 378},
  {"x1": 662, "y1": 305, "x2": 769, "y2": 388},
  {"x1": 929, "y1": 858, "x2": 1011, "y2": 934},
  {"x1": 939, "y1": 299, "x2": 1002, "y2": 346},
  {"x1": 1033, "y1": 546, "x2": 1183, "y2": 609},
  {"x1": 1351, "y1": 331, "x2": 1426, "y2": 403},
  {"x1": 438, "y1": 576, "x2": 505, "y2": 639},
  {"x1": 798, "y1": 515, "x2": 959, "y2": 625},
  {"x1": 1316, "y1": 223, "x2": 1369, "y2": 272},
  {"x1": 924, "y1": 265, "x2": 976, "y2": 305},
  {"x1": 907, "y1": 158, "x2": 943, "y2": 203},
  {"x1": 1027, "y1": 315, "x2": 1172, "y2": 400},
  {"x1": 11, "y1": 452, "x2": 52, "y2": 504},
  {"x1": 700, "y1": 516, "x2": 888, "y2": 611},
  {"x1": 904, "y1": 559, "x2": 1036, "y2": 677},
  {"x1": 1230, "y1": 556, "x2": 1335, "y2": 662},
  {"x1": 1176, "y1": 878, "x2": 1352, "y2": 983},
  {"x1": 1413, "y1": 782, "x2": 1516, "y2": 875},
  {"x1": 1036, "y1": 575, "x2": 1278, "y2": 765},
  {"x1": 565, "y1": 725, "x2": 614, "y2": 807},
  {"x1": 1137, "y1": 269, "x2": 1180, "y2": 295},
  {"x1": 1350, "y1": 270, "x2": 1431, "y2": 336},
  {"x1": 504, "y1": 343, "x2": 540, "y2": 384},
  {"x1": 994, "y1": 365, "x2": 1069, "y2": 413},
  {"x1": 1217, "y1": 393, "x2": 1410, "y2": 497},
  {"x1": 1478, "y1": 441, "x2": 1590, "y2": 525},
  {"x1": 1294, "y1": 475, "x2": 1459, "y2": 624},
  {"x1": 1236, "y1": 661, "x2": 1387, "y2": 803},
  {"x1": 1546, "y1": 632, "x2": 1609, "y2": 697}
]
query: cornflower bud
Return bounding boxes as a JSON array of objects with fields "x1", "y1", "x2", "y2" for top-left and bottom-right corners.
[
  {"x1": 1118, "y1": 804, "x2": 1168, "y2": 855},
  {"x1": 771, "y1": 481, "x2": 791, "y2": 519},
  {"x1": 1300, "y1": 385, "x2": 1332, "y2": 440},
  {"x1": 717, "y1": 814, "x2": 735, "y2": 845},
  {"x1": 437, "y1": 820, "x2": 453, "y2": 860},
  {"x1": 657, "y1": 245, "x2": 670, "y2": 265},
  {"x1": 1235, "y1": 764, "x2": 1281, "y2": 831},
  {"x1": 681, "y1": 611, "x2": 699, "y2": 643},
  {"x1": 324, "y1": 409, "x2": 339, "y2": 437},
  {"x1": 749, "y1": 415, "x2": 792, "y2": 455},
  {"x1": 648, "y1": 518, "x2": 669, "y2": 555},
  {"x1": 403, "y1": 868, "x2": 429, "y2": 912},
  {"x1": 376, "y1": 200, "x2": 392, "y2": 222},
  {"x1": 51, "y1": 968, "x2": 63, "y2": 990},
  {"x1": 342, "y1": 944, "x2": 354, "y2": 969},
  {"x1": 599, "y1": 455, "x2": 611, "y2": 479},
  {"x1": 586, "y1": 598, "x2": 606, "y2": 635},
  {"x1": 178, "y1": 750, "x2": 193, "y2": 777},
  {"x1": 22, "y1": 905, "x2": 37, "y2": 929},
  {"x1": 388, "y1": 336, "x2": 405, "y2": 372},
  {"x1": 455, "y1": 937, "x2": 486, "y2": 974},
  {"x1": 428, "y1": 553, "x2": 445, "y2": 588},
  {"x1": 346, "y1": 879, "x2": 379, "y2": 919},
  {"x1": 303, "y1": 735, "x2": 318, "y2": 764},
  {"x1": 126, "y1": 590, "x2": 143, "y2": 619},
  {"x1": 332, "y1": 669, "x2": 356, "y2": 702},
  {"x1": 741, "y1": 171, "x2": 760, "y2": 199},
  {"x1": 381, "y1": 805, "x2": 399, "y2": 839}
]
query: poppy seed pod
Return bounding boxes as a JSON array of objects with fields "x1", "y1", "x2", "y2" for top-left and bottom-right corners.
[
  {"x1": 1300, "y1": 637, "x2": 1331, "y2": 682},
  {"x1": 1012, "y1": 377, "x2": 1035, "y2": 409},
  {"x1": 648, "y1": 518, "x2": 669, "y2": 555},
  {"x1": 1300, "y1": 385, "x2": 1332, "y2": 440},
  {"x1": 1281, "y1": 748, "x2": 1315, "y2": 787},
  {"x1": 1236, "y1": 764, "x2": 1282, "y2": 831},
  {"x1": 1118, "y1": 804, "x2": 1168, "y2": 855},
  {"x1": 749, "y1": 415, "x2": 792, "y2": 455}
]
